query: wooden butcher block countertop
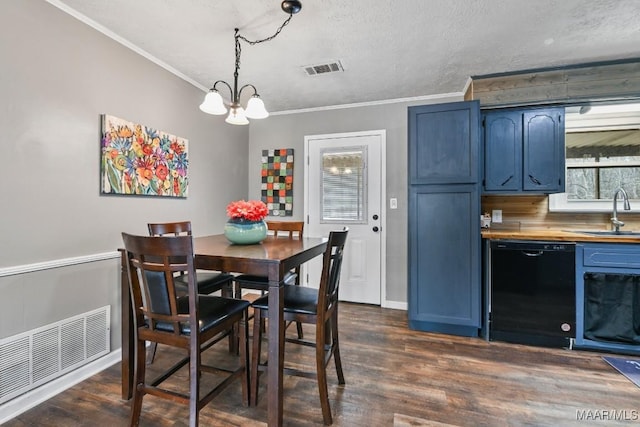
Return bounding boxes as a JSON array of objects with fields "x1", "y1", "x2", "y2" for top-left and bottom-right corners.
[{"x1": 481, "y1": 228, "x2": 640, "y2": 243}]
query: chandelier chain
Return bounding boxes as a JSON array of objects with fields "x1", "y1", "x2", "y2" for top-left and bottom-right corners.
[
  {"x1": 237, "y1": 13, "x2": 293, "y2": 46},
  {"x1": 235, "y1": 13, "x2": 294, "y2": 73},
  {"x1": 200, "y1": 4, "x2": 299, "y2": 123}
]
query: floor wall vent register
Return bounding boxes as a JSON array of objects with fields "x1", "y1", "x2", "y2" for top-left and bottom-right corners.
[{"x1": 0, "y1": 306, "x2": 110, "y2": 405}]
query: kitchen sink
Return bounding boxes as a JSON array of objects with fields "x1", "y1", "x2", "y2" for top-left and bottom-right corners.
[{"x1": 567, "y1": 230, "x2": 640, "y2": 236}]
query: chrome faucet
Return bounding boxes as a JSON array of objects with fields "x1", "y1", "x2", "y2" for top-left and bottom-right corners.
[{"x1": 611, "y1": 187, "x2": 631, "y2": 232}]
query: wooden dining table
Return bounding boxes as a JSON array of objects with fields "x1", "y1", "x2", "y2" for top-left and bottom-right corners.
[{"x1": 120, "y1": 233, "x2": 328, "y2": 427}]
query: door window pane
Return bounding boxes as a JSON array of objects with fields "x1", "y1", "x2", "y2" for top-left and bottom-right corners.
[{"x1": 320, "y1": 147, "x2": 367, "y2": 223}]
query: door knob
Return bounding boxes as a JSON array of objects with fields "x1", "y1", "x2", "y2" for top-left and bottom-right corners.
[{"x1": 372, "y1": 226, "x2": 379, "y2": 232}]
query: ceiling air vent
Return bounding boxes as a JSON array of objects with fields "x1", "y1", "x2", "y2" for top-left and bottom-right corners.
[{"x1": 303, "y1": 60, "x2": 344, "y2": 76}]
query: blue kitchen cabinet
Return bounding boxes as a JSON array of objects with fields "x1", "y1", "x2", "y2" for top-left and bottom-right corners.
[
  {"x1": 409, "y1": 101, "x2": 479, "y2": 185},
  {"x1": 408, "y1": 101, "x2": 481, "y2": 337},
  {"x1": 575, "y1": 243, "x2": 640, "y2": 355},
  {"x1": 483, "y1": 107, "x2": 565, "y2": 193},
  {"x1": 483, "y1": 111, "x2": 522, "y2": 191}
]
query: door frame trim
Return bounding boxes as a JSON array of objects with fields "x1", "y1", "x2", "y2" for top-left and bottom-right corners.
[{"x1": 303, "y1": 129, "x2": 387, "y2": 306}]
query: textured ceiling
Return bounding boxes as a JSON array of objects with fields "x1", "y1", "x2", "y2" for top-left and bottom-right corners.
[{"x1": 50, "y1": 0, "x2": 640, "y2": 113}]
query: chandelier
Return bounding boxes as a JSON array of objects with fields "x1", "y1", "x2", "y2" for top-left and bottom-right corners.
[{"x1": 199, "y1": 1, "x2": 302, "y2": 125}]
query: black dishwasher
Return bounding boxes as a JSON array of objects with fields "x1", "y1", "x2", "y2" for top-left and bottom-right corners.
[{"x1": 490, "y1": 240, "x2": 576, "y2": 348}]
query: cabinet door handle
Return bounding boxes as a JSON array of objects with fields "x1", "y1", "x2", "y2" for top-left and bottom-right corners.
[
  {"x1": 501, "y1": 175, "x2": 514, "y2": 186},
  {"x1": 528, "y1": 174, "x2": 542, "y2": 185}
]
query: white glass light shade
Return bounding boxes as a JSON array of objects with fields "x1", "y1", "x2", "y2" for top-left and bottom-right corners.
[
  {"x1": 225, "y1": 106, "x2": 249, "y2": 125},
  {"x1": 244, "y1": 95, "x2": 269, "y2": 119},
  {"x1": 199, "y1": 90, "x2": 227, "y2": 115}
]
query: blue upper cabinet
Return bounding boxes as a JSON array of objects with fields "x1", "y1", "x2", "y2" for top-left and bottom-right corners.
[
  {"x1": 409, "y1": 102, "x2": 479, "y2": 185},
  {"x1": 483, "y1": 107, "x2": 565, "y2": 194},
  {"x1": 523, "y1": 109, "x2": 565, "y2": 192},
  {"x1": 484, "y1": 111, "x2": 522, "y2": 191}
]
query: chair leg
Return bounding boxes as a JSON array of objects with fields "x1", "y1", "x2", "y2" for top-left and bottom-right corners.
[
  {"x1": 294, "y1": 279, "x2": 304, "y2": 338},
  {"x1": 239, "y1": 310, "x2": 250, "y2": 406},
  {"x1": 130, "y1": 338, "x2": 147, "y2": 427},
  {"x1": 296, "y1": 321, "x2": 304, "y2": 339},
  {"x1": 226, "y1": 281, "x2": 239, "y2": 355},
  {"x1": 250, "y1": 308, "x2": 263, "y2": 406},
  {"x1": 316, "y1": 321, "x2": 333, "y2": 425},
  {"x1": 230, "y1": 321, "x2": 241, "y2": 356},
  {"x1": 188, "y1": 333, "x2": 201, "y2": 427},
  {"x1": 146, "y1": 342, "x2": 157, "y2": 364},
  {"x1": 331, "y1": 310, "x2": 345, "y2": 385},
  {"x1": 260, "y1": 290, "x2": 267, "y2": 334}
]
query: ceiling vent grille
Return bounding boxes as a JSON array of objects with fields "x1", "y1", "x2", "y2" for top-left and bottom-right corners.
[{"x1": 303, "y1": 60, "x2": 344, "y2": 76}]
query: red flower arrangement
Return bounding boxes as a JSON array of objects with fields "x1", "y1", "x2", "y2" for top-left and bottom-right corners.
[{"x1": 226, "y1": 199, "x2": 269, "y2": 222}]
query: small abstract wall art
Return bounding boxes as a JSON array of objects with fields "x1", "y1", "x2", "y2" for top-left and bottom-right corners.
[
  {"x1": 100, "y1": 114, "x2": 188, "y2": 197},
  {"x1": 261, "y1": 148, "x2": 294, "y2": 216}
]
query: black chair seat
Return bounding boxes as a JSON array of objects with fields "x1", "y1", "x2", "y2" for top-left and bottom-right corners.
[
  {"x1": 154, "y1": 296, "x2": 250, "y2": 335},
  {"x1": 234, "y1": 271, "x2": 297, "y2": 289},
  {"x1": 252, "y1": 284, "x2": 318, "y2": 315},
  {"x1": 175, "y1": 272, "x2": 234, "y2": 295}
]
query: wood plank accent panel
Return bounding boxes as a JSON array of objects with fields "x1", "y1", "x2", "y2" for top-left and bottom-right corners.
[
  {"x1": 482, "y1": 195, "x2": 640, "y2": 231},
  {"x1": 470, "y1": 60, "x2": 640, "y2": 108}
]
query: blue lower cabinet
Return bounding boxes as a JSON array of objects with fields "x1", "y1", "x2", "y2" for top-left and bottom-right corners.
[
  {"x1": 408, "y1": 185, "x2": 481, "y2": 336},
  {"x1": 575, "y1": 243, "x2": 640, "y2": 355}
]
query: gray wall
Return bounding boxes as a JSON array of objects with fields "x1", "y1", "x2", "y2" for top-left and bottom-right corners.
[
  {"x1": 248, "y1": 95, "x2": 462, "y2": 304},
  {"x1": 0, "y1": 1, "x2": 248, "y2": 345},
  {"x1": 0, "y1": 0, "x2": 465, "y2": 347}
]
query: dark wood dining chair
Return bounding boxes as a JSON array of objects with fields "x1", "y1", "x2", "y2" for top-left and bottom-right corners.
[
  {"x1": 250, "y1": 228, "x2": 348, "y2": 425},
  {"x1": 122, "y1": 232, "x2": 250, "y2": 427},
  {"x1": 147, "y1": 221, "x2": 235, "y2": 361},
  {"x1": 234, "y1": 220, "x2": 305, "y2": 338},
  {"x1": 148, "y1": 221, "x2": 234, "y2": 295}
]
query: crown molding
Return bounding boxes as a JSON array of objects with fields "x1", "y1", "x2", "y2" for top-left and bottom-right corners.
[{"x1": 45, "y1": 0, "x2": 207, "y2": 91}]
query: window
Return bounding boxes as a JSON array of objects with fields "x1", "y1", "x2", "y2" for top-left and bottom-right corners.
[
  {"x1": 320, "y1": 147, "x2": 367, "y2": 223},
  {"x1": 549, "y1": 102, "x2": 640, "y2": 212}
]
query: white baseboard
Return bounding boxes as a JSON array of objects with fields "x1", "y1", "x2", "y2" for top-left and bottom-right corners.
[
  {"x1": 0, "y1": 349, "x2": 121, "y2": 424},
  {"x1": 383, "y1": 300, "x2": 407, "y2": 310}
]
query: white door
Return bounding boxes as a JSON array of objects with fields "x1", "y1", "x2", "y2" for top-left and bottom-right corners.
[{"x1": 304, "y1": 130, "x2": 385, "y2": 305}]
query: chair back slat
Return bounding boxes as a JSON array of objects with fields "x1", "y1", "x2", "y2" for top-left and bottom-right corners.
[
  {"x1": 122, "y1": 232, "x2": 196, "y2": 335},
  {"x1": 317, "y1": 228, "x2": 348, "y2": 316},
  {"x1": 266, "y1": 221, "x2": 304, "y2": 238},
  {"x1": 148, "y1": 221, "x2": 193, "y2": 236},
  {"x1": 147, "y1": 221, "x2": 196, "y2": 279}
]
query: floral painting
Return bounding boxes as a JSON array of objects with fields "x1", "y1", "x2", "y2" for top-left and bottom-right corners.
[{"x1": 100, "y1": 114, "x2": 188, "y2": 197}]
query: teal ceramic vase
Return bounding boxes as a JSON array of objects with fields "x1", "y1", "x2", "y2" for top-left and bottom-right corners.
[{"x1": 224, "y1": 219, "x2": 268, "y2": 245}]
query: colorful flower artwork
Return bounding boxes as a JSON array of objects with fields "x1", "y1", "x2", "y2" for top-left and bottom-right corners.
[
  {"x1": 261, "y1": 149, "x2": 294, "y2": 216},
  {"x1": 100, "y1": 115, "x2": 188, "y2": 197}
]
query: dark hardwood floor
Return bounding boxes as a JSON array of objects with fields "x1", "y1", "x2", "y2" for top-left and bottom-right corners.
[{"x1": 5, "y1": 301, "x2": 640, "y2": 426}]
